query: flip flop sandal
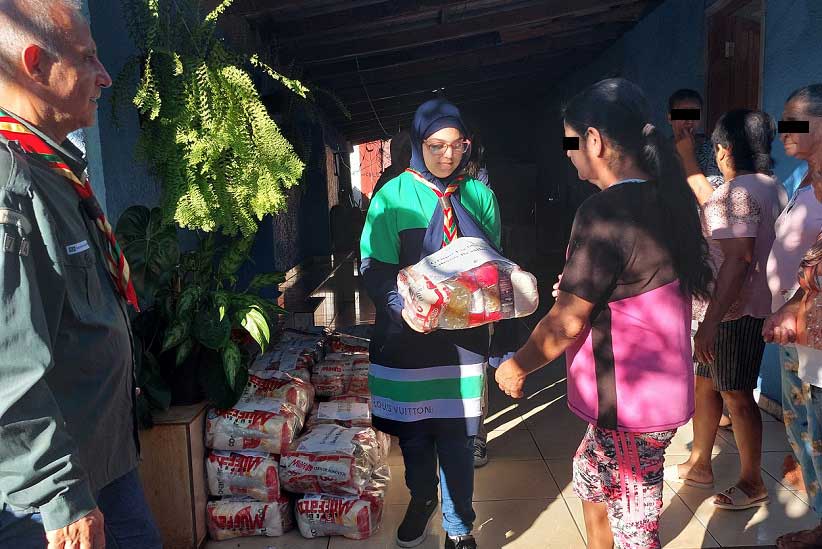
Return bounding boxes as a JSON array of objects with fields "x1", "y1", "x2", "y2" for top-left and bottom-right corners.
[
  {"x1": 713, "y1": 485, "x2": 770, "y2": 510},
  {"x1": 663, "y1": 465, "x2": 714, "y2": 489}
]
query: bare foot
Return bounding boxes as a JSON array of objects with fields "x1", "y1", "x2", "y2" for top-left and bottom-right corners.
[
  {"x1": 676, "y1": 461, "x2": 714, "y2": 485},
  {"x1": 776, "y1": 522, "x2": 822, "y2": 548},
  {"x1": 783, "y1": 454, "x2": 806, "y2": 490}
]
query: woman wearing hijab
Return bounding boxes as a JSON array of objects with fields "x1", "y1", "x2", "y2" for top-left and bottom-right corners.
[
  {"x1": 360, "y1": 99, "x2": 500, "y2": 549},
  {"x1": 495, "y1": 78, "x2": 712, "y2": 549}
]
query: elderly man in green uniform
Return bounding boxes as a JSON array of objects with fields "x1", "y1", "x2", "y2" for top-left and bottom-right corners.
[{"x1": 0, "y1": 1, "x2": 162, "y2": 548}]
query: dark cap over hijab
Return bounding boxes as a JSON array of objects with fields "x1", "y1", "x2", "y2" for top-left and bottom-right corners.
[{"x1": 410, "y1": 98, "x2": 472, "y2": 187}]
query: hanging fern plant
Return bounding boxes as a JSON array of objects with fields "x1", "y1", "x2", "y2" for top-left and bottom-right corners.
[{"x1": 115, "y1": 0, "x2": 308, "y2": 236}]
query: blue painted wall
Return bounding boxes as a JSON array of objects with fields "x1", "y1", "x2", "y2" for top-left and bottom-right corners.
[
  {"x1": 88, "y1": 0, "x2": 161, "y2": 224},
  {"x1": 554, "y1": 0, "x2": 709, "y2": 132},
  {"x1": 763, "y1": 0, "x2": 822, "y2": 190}
]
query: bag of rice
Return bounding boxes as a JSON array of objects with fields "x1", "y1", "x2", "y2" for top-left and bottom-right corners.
[
  {"x1": 279, "y1": 425, "x2": 383, "y2": 496},
  {"x1": 311, "y1": 353, "x2": 370, "y2": 398},
  {"x1": 294, "y1": 466, "x2": 390, "y2": 540},
  {"x1": 206, "y1": 450, "x2": 280, "y2": 502},
  {"x1": 240, "y1": 370, "x2": 315, "y2": 416},
  {"x1": 206, "y1": 496, "x2": 293, "y2": 540},
  {"x1": 206, "y1": 399, "x2": 303, "y2": 455}
]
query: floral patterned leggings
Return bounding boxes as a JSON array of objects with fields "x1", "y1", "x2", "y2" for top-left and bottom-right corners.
[
  {"x1": 573, "y1": 424, "x2": 675, "y2": 549},
  {"x1": 781, "y1": 345, "x2": 822, "y2": 517}
]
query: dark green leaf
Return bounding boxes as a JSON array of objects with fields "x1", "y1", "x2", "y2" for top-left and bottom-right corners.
[
  {"x1": 222, "y1": 341, "x2": 242, "y2": 389},
  {"x1": 175, "y1": 338, "x2": 195, "y2": 367},
  {"x1": 192, "y1": 308, "x2": 231, "y2": 350},
  {"x1": 136, "y1": 349, "x2": 171, "y2": 414},
  {"x1": 248, "y1": 272, "x2": 285, "y2": 291},
  {"x1": 161, "y1": 319, "x2": 189, "y2": 353},
  {"x1": 217, "y1": 236, "x2": 253, "y2": 280},
  {"x1": 176, "y1": 284, "x2": 202, "y2": 321},
  {"x1": 213, "y1": 291, "x2": 231, "y2": 321},
  {"x1": 116, "y1": 205, "x2": 180, "y2": 306},
  {"x1": 232, "y1": 365, "x2": 249, "y2": 397},
  {"x1": 197, "y1": 348, "x2": 236, "y2": 409}
]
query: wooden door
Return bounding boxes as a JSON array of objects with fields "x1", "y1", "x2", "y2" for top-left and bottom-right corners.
[{"x1": 706, "y1": 0, "x2": 762, "y2": 133}]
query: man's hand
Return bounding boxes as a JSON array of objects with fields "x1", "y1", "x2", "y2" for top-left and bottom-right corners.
[
  {"x1": 694, "y1": 319, "x2": 719, "y2": 365},
  {"x1": 551, "y1": 274, "x2": 562, "y2": 299},
  {"x1": 495, "y1": 358, "x2": 527, "y2": 399},
  {"x1": 47, "y1": 508, "x2": 105, "y2": 549},
  {"x1": 763, "y1": 305, "x2": 799, "y2": 345}
]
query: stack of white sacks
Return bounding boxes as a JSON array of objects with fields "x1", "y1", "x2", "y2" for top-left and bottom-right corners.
[{"x1": 204, "y1": 330, "x2": 391, "y2": 542}]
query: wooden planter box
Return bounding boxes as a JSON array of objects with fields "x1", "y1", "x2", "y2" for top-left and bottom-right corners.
[{"x1": 138, "y1": 402, "x2": 208, "y2": 549}]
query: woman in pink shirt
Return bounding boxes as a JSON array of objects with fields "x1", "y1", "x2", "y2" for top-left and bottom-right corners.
[{"x1": 495, "y1": 78, "x2": 712, "y2": 549}]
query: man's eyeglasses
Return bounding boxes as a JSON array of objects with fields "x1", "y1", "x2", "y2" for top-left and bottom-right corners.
[{"x1": 424, "y1": 139, "x2": 471, "y2": 156}]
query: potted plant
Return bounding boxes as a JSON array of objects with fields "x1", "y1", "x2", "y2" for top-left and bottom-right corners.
[{"x1": 117, "y1": 205, "x2": 286, "y2": 420}]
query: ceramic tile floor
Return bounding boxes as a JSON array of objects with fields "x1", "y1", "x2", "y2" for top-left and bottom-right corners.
[{"x1": 205, "y1": 361, "x2": 818, "y2": 548}]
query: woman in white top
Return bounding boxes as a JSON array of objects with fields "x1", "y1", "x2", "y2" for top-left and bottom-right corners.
[{"x1": 763, "y1": 83, "x2": 822, "y2": 548}]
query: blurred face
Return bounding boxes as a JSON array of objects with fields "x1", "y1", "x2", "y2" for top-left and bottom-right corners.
[
  {"x1": 781, "y1": 100, "x2": 821, "y2": 161},
  {"x1": 668, "y1": 99, "x2": 703, "y2": 137},
  {"x1": 564, "y1": 123, "x2": 601, "y2": 184},
  {"x1": 422, "y1": 127, "x2": 466, "y2": 179},
  {"x1": 40, "y1": 8, "x2": 112, "y2": 132}
]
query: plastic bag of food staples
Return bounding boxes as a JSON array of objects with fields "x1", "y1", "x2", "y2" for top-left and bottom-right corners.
[
  {"x1": 240, "y1": 370, "x2": 315, "y2": 415},
  {"x1": 327, "y1": 332, "x2": 370, "y2": 354},
  {"x1": 207, "y1": 496, "x2": 293, "y2": 540},
  {"x1": 295, "y1": 466, "x2": 390, "y2": 540},
  {"x1": 206, "y1": 399, "x2": 303, "y2": 455},
  {"x1": 348, "y1": 358, "x2": 370, "y2": 396},
  {"x1": 206, "y1": 450, "x2": 280, "y2": 502},
  {"x1": 397, "y1": 237, "x2": 539, "y2": 333},
  {"x1": 279, "y1": 424, "x2": 382, "y2": 496},
  {"x1": 250, "y1": 348, "x2": 314, "y2": 382},
  {"x1": 305, "y1": 395, "x2": 372, "y2": 429},
  {"x1": 279, "y1": 330, "x2": 326, "y2": 358},
  {"x1": 311, "y1": 352, "x2": 370, "y2": 397}
]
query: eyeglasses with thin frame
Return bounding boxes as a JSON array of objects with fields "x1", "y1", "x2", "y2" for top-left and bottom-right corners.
[{"x1": 424, "y1": 139, "x2": 471, "y2": 156}]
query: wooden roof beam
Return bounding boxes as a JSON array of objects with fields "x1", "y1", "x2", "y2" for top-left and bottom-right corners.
[
  {"x1": 228, "y1": 0, "x2": 390, "y2": 20},
  {"x1": 307, "y1": 2, "x2": 646, "y2": 77},
  {"x1": 291, "y1": 0, "x2": 642, "y2": 63},
  {"x1": 310, "y1": 28, "x2": 624, "y2": 89}
]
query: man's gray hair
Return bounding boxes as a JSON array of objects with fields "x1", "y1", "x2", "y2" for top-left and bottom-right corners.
[{"x1": 0, "y1": 0, "x2": 85, "y2": 79}]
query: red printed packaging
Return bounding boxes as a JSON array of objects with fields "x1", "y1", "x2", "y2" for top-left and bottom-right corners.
[
  {"x1": 206, "y1": 496, "x2": 293, "y2": 540},
  {"x1": 206, "y1": 450, "x2": 280, "y2": 502}
]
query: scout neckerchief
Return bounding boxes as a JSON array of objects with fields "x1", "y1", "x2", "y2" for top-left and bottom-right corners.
[
  {"x1": 406, "y1": 168, "x2": 464, "y2": 247},
  {"x1": 0, "y1": 109, "x2": 140, "y2": 311}
]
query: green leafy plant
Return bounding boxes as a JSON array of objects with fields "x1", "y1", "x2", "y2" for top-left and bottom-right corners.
[
  {"x1": 116, "y1": 205, "x2": 286, "y2": 416},
  {"x1": 114, "y1": 0, "x2": 308, "y2": 236},
  {"x1": 162, "y1": 231, "x2": 286, "y2": 408}
]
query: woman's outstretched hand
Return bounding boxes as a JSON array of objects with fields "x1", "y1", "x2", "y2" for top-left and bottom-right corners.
[{"x1": 495, "y1": 358, "x2": 527, "y2": 399}]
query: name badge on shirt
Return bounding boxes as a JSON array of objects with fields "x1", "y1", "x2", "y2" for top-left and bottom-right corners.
[{"x1": 66, "y1": 240, "x2": 90, "y2": 255}]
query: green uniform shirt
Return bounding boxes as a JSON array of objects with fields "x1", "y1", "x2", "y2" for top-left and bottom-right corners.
[
  {"x1": 0, "y1": 119, "x2": 138, "y2": 531},
  {"x1": 361, "y1": 171, "x2": 501, "y2": 265}
]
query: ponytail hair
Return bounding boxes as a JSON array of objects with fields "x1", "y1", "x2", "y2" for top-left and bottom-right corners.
[
  {"x1": 711, "y1": 109, "x2": 776, "y2": 175},
  {"x1": 563, "y1": 78, "x2": 712, "y2": 300}
]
